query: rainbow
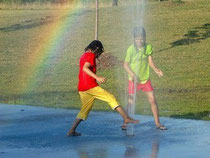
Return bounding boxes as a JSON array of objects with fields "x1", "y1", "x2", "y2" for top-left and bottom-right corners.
[{"x1": 16, "y1": 3, "x2": 84, "y2": 94}]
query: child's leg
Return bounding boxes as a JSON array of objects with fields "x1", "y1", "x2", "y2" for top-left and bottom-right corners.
[
  {"x1": 67, "y1": 91, "x2": 95, "y2": 136},
  {"x1": 115, "y1": 106, "x2": 139, "y2": 124},
  {"x1": 88, "y1": 86, "x2": 139, "y2": 124},
  {"x1": 67, "y1": 118, "x2": 82, "y2": 136},
  {"x1": 145, "y1": 91, "x2": 163, "y2": 127},
  {"x1": 126, "y1": 80, "x2": 138, "y2": 114},
  {"x1": 77, "y1": 91, "x2": 95, "y2": 120},
  {"x1": 121, "y1": 94, "x2": 136, "y2": 129},
  {"x1": 126, "y1": 94, "x2": 135, "y2": 114}
]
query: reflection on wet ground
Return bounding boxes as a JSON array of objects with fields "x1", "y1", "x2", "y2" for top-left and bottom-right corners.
[{"x1": 0, "y1": 104, "x2": 210, "y2": 158}]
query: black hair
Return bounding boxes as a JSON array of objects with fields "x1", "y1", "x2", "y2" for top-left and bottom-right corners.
[
  {"x1": 133, "y1": 26, "x2": 146, "y2": 47},
  {"x1": 133, "y1": 26, "x2": 147, "y2": 55},
  {"x1": 85, "y1": 40, "x2": 104, "y2": 58}
]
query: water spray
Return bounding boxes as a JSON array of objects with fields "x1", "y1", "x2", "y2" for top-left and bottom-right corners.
[
  {"x1": 126, "y1": 0, "x2": 146, "y2": 136},
  {"x1": 126, "y1": 78, "x2": 137, "y2": 136}
]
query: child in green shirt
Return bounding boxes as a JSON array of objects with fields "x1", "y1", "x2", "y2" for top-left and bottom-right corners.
[{"x1": 123, "y1": 27, "x2": 167, "y2": 130}]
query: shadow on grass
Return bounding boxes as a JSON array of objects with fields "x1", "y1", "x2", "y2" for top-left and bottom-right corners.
[
  {"x1": 170, "y1": 111, "x2": 210, "y2": 120},
  {"x1": 157, "y1": 23, "x2": 210, "y2": 52},
  {"x1": 0, "y1": 9, "x2": 91, "y2": 32},
  {"x1": 0, "y1": 16, "x2": 54, "y2": 32}
]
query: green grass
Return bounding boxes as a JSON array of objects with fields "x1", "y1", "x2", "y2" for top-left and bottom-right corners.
[{"x1": 0, "y1": 0, "x2": 210, "y2": 120}]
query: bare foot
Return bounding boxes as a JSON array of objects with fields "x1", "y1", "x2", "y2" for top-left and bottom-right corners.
[
  {"x1": 121, "y1": 117, "x2": 139, "y2": 130},
  {"x1": 124, "y1": 116, "x2": 139, "y2": 124}
]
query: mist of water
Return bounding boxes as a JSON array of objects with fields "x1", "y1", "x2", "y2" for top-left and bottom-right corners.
[{"x1": 124, "y1": 0, "x2": 146, "y2": 136}]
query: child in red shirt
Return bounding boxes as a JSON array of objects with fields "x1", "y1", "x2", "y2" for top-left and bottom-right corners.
[{"x1": 67, "y1": 40, "x2": 139, "y2": 136}]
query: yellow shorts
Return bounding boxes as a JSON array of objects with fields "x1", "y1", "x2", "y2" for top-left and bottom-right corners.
[{"x1": 77, "y1": 86, "x2": 119, "y2": 120}]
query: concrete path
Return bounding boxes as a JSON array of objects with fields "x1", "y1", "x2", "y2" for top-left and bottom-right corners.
[{"x1": 0, "y1": 104, "x2": 209, "y2": 158}]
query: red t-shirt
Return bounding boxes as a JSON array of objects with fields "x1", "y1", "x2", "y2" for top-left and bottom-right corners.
[{"x1": 78, "y1": 52, "x2": 98, "y2": 91}]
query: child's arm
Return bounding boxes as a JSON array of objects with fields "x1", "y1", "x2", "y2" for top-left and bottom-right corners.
[
  {"x1": 83, "y1": 62, "x2": 106, "y2": 83},
  {"x1": 124, "y1": 62, "x2": 137, "y2": 81},
  {"x1": 148, "y1": 56, "x2": 163, "y2": 77}
]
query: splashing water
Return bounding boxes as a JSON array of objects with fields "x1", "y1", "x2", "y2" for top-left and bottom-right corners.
[{"x1": 126, "y1": 0, "x2": 146, "y2": 136}]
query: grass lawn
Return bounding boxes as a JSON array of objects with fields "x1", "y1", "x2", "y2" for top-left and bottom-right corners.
[{"x1": 0, "y1": 0, "x2": 210, "y2": 120}]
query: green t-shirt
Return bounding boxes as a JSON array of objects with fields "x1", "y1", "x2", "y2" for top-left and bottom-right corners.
[{"x1": 124, "y1": 44, "x2": 153, "y2": 83}]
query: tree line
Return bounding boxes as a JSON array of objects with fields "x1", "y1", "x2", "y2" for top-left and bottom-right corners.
[
  {"x1": 0, "y1": 0, "x2": 76, "y2": 4},
  {"x1": 0, "y1": 0, "x2": 115, "y2": 3}
]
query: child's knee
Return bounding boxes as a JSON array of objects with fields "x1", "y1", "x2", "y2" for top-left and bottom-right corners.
[
  {"x1": 105, "y1": 94, "x2": 120, "y2": 110},
  {"x1": 76, "y1": 112, "x2": 88, "y2": 120},
  {"x1": 128, "y1": 95, "x2": 135, "y2": 104},
  {"x1": 109, "y1": 99, "x2": 120, "y2": 110},
  {"x1": 149, "y1": 98, "x2": 156, "y2": 105}
]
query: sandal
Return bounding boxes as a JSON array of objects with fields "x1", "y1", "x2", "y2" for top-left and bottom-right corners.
[
  {"x1": 156, "y1": 125, "x2": 167, "y2": 130},
  {"x1": 67, "y1": 131, "x2": 82, "y2": 136},
  {"x1": 121, "y1": 125, "x2": 127, "y2": 130}
]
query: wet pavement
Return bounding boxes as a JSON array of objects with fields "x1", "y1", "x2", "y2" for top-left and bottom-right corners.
[{"x1": 0, "y1": 104, "x2": 210, "y2": 158}]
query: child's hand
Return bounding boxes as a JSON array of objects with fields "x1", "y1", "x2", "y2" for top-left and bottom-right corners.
[
  {"x1": 96, "y1": 76, "x2": 106, "y2": 84},
  {"x1": 131, "y1": 73, "x2": 138, "y2": 82},
  {"x1": 154, "y1": 68, "x2": 163, "y2": 77}
]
